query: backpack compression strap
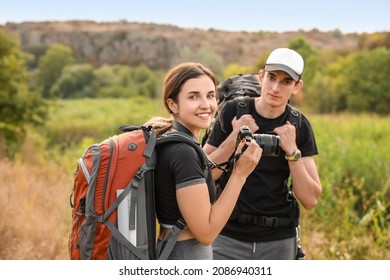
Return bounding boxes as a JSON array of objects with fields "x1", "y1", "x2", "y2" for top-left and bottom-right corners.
[{"x1": 156, "y1": 218, "x2": 187, "y2": 260}]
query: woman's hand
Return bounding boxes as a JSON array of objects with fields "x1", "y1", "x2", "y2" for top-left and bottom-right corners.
[{"x1": 232, "y1": 138, "x2": 262, "y2": 177}]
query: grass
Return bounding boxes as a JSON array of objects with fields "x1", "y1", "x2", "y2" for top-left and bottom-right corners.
[{"x1": 1, "y1": 98, "x2": 389, "y2": 259}]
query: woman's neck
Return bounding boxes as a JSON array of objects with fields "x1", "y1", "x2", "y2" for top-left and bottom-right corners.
[{"x1": 172, "y1": 121, "x2": 199, "y2": 140}]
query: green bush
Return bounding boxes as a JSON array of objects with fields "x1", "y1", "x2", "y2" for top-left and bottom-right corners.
[{"x1": 301, "y1": 113, "x2": 390, "y2": 259}]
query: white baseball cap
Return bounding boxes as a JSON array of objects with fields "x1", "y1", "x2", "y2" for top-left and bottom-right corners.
[{"x1": 265, "y1": 48, "x2": 304, "y2": 81}]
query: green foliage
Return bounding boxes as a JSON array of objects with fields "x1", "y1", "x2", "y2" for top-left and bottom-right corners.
[
  {"x1": 250, "y1": 50, "x2": 269, "y2": 73},
  {"x1": 301, "y1": 114, "x2": 390, "y2": 259},
  {"x1": 49, "y1": 63, "x2": 163, "y2": 99},
  {"x1": 36, "y1": 44, "x2": 75, "y2": 98},
  {"x1": 94, "y1": 64, "x2": 163, "y2": 99},
  {"x1": 288, "y1": 37, "x2": 321, "y2": 92},
  {"x1": 223, "y1": 64, "x2": 254, "y2": 79},
  {"x1": 314, "y1": 114, "x2": 390, "y2": 198},
  {"x1": 0, "y1": 31, "x2": 48, "y2": 159},
  {"x1": 326, "y1": 48, "x2": 390, "y2": 114},
  {"x1": 305, "y1": 74, "x2": 336, "y2": 113},
  {"x1": 43, "y1": 97, "x2": 165, "y2": 150},
  {"x1": 50, "y1": 63, "x2": 95, "y2": 98}
]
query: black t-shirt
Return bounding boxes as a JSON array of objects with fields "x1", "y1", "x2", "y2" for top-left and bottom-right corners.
[
  {"x1": 207, "y1": 98, "x2": 318, "y2": 242},
  {"x1": 155, "y1": 140, "x2": 215, "y2": 226}
]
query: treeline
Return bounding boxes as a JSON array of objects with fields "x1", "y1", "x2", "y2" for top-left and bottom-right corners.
[
  {"x1": 0, "y1": 29, "x2": 389, "y2": 158},
  {"x1": 27, "y1": 35, "x2": 390, "y2": 114},
  {"x1": 36, "y1": 44, "x2": 163, "y2": 100}
]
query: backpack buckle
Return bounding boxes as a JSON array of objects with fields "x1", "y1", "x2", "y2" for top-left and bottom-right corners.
[
  {"x1": 175, "y1": 218, "x2": 187, "y2": 230},
  {"x1": 134, "y1": 166, "x2": 146, "y2": 181},
  {"x1": 259, "y1": 217, "x2": 278, "y2": 228}
]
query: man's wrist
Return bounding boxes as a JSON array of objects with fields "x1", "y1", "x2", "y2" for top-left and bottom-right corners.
[{"x1": 285, "y1": 149, "x2": 302, "y2": 161}]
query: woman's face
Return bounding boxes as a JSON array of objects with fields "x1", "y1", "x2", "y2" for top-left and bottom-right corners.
[{"x1": 168, "y1": 75, "x2": 217, "y2": 138}]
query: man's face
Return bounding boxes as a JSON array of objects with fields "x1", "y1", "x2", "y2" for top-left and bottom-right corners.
[{"x1": 259, "y1": 70, "x2": 302, "y2": 107}]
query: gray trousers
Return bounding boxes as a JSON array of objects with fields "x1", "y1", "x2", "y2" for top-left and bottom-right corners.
[
  {"x1": 213, "y1": 234, "x2": 297, "y2": 260},
  {"x1": 159, "y1": 238, "x2": 213, "y2": 260}
]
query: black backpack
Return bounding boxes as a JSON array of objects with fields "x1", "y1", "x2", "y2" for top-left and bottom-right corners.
[{"x1": 201, "y1": 74, "x2": 260, "y2": 146}]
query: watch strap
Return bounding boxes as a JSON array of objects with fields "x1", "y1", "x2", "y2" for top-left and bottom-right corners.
[{"x1": 285, "y1": 149, "x2": 301, "y2": 161}]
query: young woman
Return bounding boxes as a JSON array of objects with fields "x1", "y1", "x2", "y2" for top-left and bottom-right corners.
[{"x1": 144, "y1": 62, "x2": 262, "y2": 259}]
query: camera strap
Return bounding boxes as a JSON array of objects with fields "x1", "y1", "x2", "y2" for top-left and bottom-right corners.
[{"x1": 207, "y1": 152, "x2": 240, "y2": 173}]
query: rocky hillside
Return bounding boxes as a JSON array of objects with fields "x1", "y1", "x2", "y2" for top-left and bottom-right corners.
[{"x1": 3, "y1": 20, "x2": 363, "y2": 70}]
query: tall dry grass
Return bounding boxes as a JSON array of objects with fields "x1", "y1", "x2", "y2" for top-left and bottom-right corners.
[{"x1": 0, "y1": 159, "x2": 71, "y2": 259}]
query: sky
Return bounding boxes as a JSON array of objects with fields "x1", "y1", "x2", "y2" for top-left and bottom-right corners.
[{"x1": 0, "y1": 0, "x2": 389, "y2": 33}]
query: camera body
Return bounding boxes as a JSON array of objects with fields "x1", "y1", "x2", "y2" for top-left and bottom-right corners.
[{"x1": 237, "y1": 126, "x2": 281, "y2": 157}]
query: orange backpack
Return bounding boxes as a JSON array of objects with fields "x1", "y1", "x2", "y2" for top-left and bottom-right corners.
[{"x1": 68, "y1": 126, "x2": 207, "y2": 260}]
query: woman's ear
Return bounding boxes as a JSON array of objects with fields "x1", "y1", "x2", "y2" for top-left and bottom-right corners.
[{"x1": 167, "y1": 98, "x2": 178, "y2": 114}]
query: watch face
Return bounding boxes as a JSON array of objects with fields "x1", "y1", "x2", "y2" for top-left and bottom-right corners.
[
  {"x1": 294, "y1": 150, "x2": 302, "y2": 159},
  {"x1": 286, "y1": 149, "x2": 301, "y2": 160}
]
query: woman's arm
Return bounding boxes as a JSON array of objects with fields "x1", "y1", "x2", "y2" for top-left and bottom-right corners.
[{"x1": 177, "y1": 139, "x2": 261, "y2": 245}]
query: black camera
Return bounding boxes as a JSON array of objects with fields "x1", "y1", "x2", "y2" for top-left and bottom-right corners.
[{"x1": 237, "y1": 126, "x2": 281, "y2": 157}]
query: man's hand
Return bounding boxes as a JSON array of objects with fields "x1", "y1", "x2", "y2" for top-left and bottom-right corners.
[
  {"x1": 273, "y1": 121, "x2": 297, "y2": 155},
  {"x1": 232, "y1": 114, "x2": 259, "y2": 134}
]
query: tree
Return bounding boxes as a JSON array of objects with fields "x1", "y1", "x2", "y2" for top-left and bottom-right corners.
[
  {"x1": 0, "y1": 31, "x2": 48, "y2": 158},
  {"x1": 288, "y1": 37, "x2": 321, "y2": 93},
  {"x1": 50, "y1": 64, "x2": 95, "y2": 98},
  {"x1": 330, "y1": 48, "x2": 390, "y2": 114},
  {"x1": 36, "y1": 43, "x2": 75, "y2": 98},
  {"x1": 94, "y1": 64, "x2": 162, "y2": 99},
  {"x1": 223, "y1": 64, "x2": 253, "y2": 79}
]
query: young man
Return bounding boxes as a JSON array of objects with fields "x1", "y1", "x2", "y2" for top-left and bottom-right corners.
[{"x1": 203, "y1": 48, "x2": 322, "y2": 260}]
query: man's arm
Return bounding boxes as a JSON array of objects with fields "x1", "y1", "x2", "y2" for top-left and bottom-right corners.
[{"x1": 274, "y1": 121, "x2": 322, "y2": 209}]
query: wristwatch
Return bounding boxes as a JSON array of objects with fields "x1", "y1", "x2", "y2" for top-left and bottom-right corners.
[{"x1": 285, "y1": 149, "x2": 302, "y2": 161}]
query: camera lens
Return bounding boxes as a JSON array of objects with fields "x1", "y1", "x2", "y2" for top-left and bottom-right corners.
[{"x1": 253, "y1": 134, "x2": 281, "y2": 157}]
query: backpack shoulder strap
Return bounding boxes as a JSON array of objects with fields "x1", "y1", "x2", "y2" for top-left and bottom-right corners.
[
  {"x1": 287, "y1": 104, "x2": 302, "y2": 128},
  {"x1": 234, "y1": 95, "x2": 252, "y2": 119},
  {"x1": 156, "y1": 132, "x2": 208, "y2": 171},
  {"x1": 156, "y1": 218, "x2": 187, "y2": 260},
  {"x1": 287, "y1": 104, "x2": 302, "y2": 145}
]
